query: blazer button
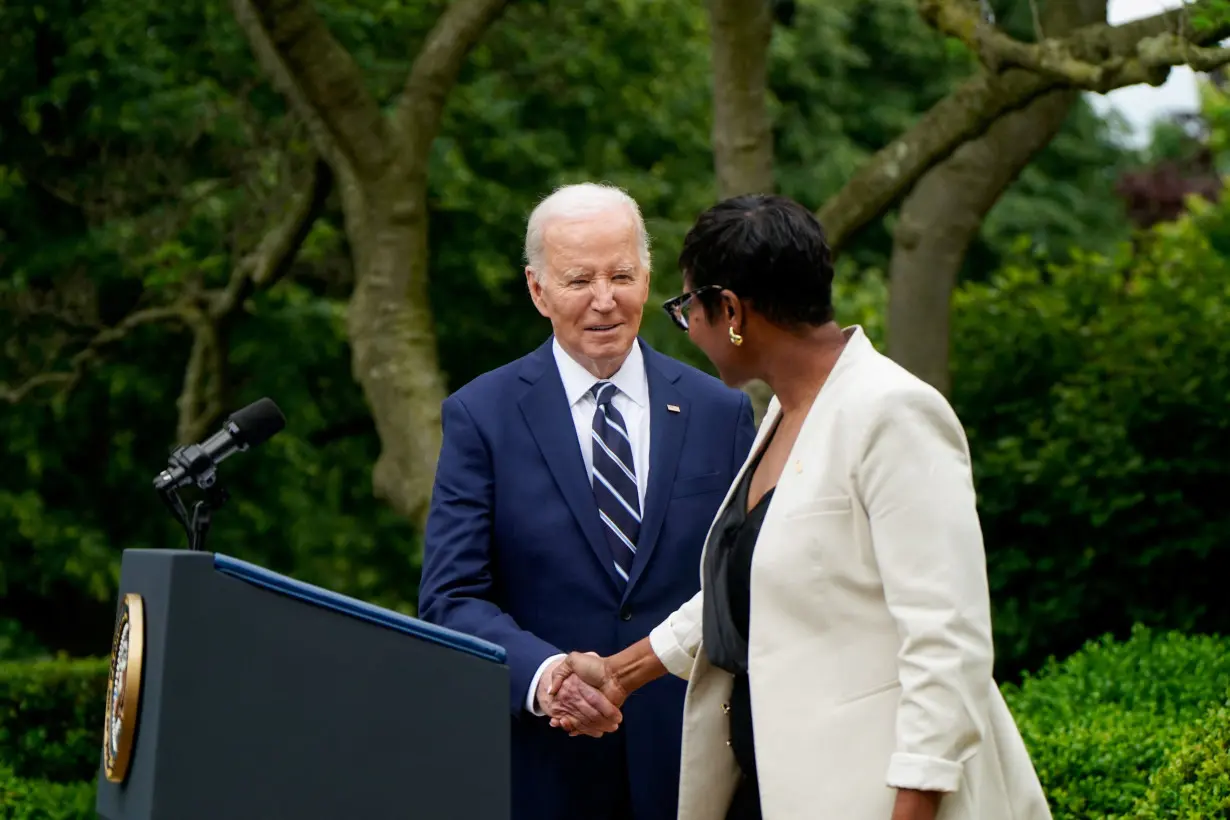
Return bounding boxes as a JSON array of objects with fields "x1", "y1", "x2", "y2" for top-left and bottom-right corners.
[{"x1": 619, "y1": 608, "x2": 632, "y2": 621}]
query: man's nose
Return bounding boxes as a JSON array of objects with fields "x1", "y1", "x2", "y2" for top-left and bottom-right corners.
[{"x1": 590, "y1": 280, "x2": 616, "y2": 310}]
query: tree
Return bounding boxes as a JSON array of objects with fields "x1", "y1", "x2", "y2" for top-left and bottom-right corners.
[
  {"x1": 887, "y1": 0, "x2": 1106, "y2": 395},
  {"x1": 230, "y1": 0, "x2": 508, "y2": 527},
  {"x1": 707, "y1": 0, "x2": 776, "y2": 419},
  {"x1": 817, "y1": 0, "x2": 1230, "y2": 252},
  {"x1": 709, "y1": 0, "x2": 775, "y2": 198},
  {"x1": 703, "y1": 0, "x2": 1230, "y2": 397}
]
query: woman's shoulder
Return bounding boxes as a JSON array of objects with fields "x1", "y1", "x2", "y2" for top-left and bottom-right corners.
[{"x1": 837, "y1": 351, "x2": 963, "y2": 433}]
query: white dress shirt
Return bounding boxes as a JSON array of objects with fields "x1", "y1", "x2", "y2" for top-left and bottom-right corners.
[{"x1": 524, "y1": 338, "x2": 653, "y2": 715}]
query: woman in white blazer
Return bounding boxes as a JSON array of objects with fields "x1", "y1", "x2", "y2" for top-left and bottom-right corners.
[{"x1": 546, "y1": 196, "x2": 1052, "y2": 820}]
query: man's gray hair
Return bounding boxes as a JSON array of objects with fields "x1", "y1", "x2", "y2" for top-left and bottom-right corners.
[{"x1": 524, "y1": 183, "x2": 651, "y2": 282}]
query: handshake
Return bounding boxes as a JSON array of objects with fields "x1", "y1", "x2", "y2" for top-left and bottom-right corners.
[{"x1": 537, "y1": 651, "x2": 627, "y2": 738}]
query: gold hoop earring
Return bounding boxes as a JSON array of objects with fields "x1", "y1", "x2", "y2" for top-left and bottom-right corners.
[{"x1": 728, "y1": 327, "x2": 743, "y2": 346}]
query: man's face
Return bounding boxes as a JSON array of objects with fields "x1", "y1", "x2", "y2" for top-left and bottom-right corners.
[{"x1": 526, "y1": 208, "x2": 650, "y2": 378}]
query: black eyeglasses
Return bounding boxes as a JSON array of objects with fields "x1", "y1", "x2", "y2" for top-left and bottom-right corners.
[{"x1": 662, "y1": 285, "x2": 723, "y2": 331}]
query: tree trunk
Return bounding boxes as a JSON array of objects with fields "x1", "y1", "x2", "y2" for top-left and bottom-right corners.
[
  {"x1": 234, "y1": 0, "x2": 507, "y2": 528},
  {"x1": 709, "y1": 0, "x2": 774, "y2": 197},
  {"x1": 887, "y1": 0, "x2": 1107, "y2": 395},
  {"x1": 341, "y1": 173, "x2": 447, "y2": 526},
  {"x1": 708, "y1": 0, "x2": 775, "y2": 422}
]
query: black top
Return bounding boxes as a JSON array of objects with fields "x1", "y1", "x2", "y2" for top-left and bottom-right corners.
[
  {"x1": 702, "y1": 433, "x2": 777, "y2": 796},
  {"x1": 703, "y1": 434, "x2": 776, "y2": 675}
]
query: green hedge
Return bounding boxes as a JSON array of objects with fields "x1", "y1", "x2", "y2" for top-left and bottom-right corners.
[
  {"x1": 0, "y1": 657, "x2": 108, "y2": 783},
  {"x1": 0, "y1": 766, "x2": 95, "y2": 819},
  {"x1": 1004, "y1": 626, "x2": 1230, "y2": 819},
  {"x1": 3, "y1": 634, "x2": 1229, "y2": 817},
  {"x1": 1131, "y1": 696, "x2": 1230, "y2": 818}
]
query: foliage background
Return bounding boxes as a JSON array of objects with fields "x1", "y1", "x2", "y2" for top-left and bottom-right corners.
[
  {"x1": 0, "y1": 0, "x2": 1139, "y2": 660},
  {"x1": 3, "y1": 0, "x2": 1229, "y2": 814}
]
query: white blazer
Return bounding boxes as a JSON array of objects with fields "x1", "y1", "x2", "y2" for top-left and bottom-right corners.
[{"x1": 647, "y1": 326, "x2": 1051, "y2": 820}]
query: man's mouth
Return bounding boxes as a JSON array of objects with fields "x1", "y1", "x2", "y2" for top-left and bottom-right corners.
[{"x1": 586, "y1": 323, "x2": 620, "y2": 332}]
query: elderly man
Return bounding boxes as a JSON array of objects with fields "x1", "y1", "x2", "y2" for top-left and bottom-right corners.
[{"x1": 418, "y1": 183, "x2": 756, "y2": 820}]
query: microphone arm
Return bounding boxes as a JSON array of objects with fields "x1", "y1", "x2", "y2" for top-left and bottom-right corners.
[
  {"x1": 157, "y1": 452, "x2": 231, "y2": 553},
  {"x1": 154, "y1": 398, "x2": 285, "y2": 552}
]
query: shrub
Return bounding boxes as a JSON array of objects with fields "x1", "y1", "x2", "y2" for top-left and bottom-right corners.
[
  {"x1": 1002, "y1": 627, "x2": 1230, "y2": 819},
  {"x1": 1130, "y1": 696, "x2": 1230, "y2": 818},
  {"x1": 948, "y1": 193, "x2": 1230, "y2": 677},
  {"x1": 0, "y1": 766, "x2": 95, "y2": 819},
  {"x1": 0, "y1": 656, "x2": 108, "y2": 783}
]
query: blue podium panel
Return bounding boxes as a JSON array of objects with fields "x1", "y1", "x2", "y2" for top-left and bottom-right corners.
[{"x1": 212, "y1": 553, "x2": 506, "y2": 664}]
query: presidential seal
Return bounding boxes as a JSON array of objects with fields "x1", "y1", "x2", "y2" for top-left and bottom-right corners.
[{"x1": 103, "y1": 593, "x2": 145, "y2": 784}]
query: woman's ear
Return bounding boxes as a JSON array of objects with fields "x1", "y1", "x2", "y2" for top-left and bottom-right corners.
[{"x1": 722, "y1": 290, "x2": 742, "y2": 326}]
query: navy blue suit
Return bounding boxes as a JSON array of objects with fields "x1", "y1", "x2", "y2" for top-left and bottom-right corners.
[{"x1": 418, "y1": 337, "x2": 756, "y2": 820}]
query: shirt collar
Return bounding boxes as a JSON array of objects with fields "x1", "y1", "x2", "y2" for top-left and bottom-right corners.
[{"x1": 552, "y1": 337, "x2": 648, "y2": 409}]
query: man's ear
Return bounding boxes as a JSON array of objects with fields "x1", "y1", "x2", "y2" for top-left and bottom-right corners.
[{"x1": 525, "y1": 267, "x2": 550, "y2": 318}]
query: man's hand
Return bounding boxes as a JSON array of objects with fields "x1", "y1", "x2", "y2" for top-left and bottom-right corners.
[
  {"x1": 546, "y1": 651, "x2": 628, "y2": 735},
  {"x1": 536, "y1": 654, "x2": 622, "y2": 738}
]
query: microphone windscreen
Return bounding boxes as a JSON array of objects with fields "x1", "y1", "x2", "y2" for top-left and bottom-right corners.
[{"x1": 228, "y1": 398, "x2": 286, "y2": 447}]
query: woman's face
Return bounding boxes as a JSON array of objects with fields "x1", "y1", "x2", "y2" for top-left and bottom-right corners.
[{"x1": 683, "y1": 281, "x2": 749, "y2": 388}]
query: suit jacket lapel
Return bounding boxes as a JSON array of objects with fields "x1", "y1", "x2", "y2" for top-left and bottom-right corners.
[
  {"x1": 517, "y1": 341, "x2": 622, "y2": 590},
  {"x1": 624, "y1": 342, "x2": 686, "y2": 596}
]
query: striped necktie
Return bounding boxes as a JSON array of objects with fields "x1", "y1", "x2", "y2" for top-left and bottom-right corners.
[{"x1": 589, "y1": 381, "x2": 640, "y2": 582}]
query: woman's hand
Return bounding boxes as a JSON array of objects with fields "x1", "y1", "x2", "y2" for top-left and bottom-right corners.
[{"x1": 547, "y1": 651, "x2": 628, "y2": 735}]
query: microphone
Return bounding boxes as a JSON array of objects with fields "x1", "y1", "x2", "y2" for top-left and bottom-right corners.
[{"x1": 153, "y1": 398, "x2": 286, "y2": 491}]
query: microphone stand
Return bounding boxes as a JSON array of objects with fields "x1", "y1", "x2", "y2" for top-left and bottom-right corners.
[{"x1": 156, "y1": 447, "x2": 231, "y2": 552}]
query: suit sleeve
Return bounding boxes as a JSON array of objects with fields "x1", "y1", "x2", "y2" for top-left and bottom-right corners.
[
  {"x1": 418, "y1": 395, "x2": 563, "y2": 717},
  {"x1": 855, "y1": 386, "x2": 994, "y2": 794}
]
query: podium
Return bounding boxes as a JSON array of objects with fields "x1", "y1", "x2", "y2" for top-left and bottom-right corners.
[{"x1": 94, "y1": 549, "x2": 510, "y2": 820}]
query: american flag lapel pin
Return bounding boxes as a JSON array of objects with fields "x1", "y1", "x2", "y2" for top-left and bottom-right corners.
[{"x1": 666, "y1": 404, "x2": 680, "y2": 413}]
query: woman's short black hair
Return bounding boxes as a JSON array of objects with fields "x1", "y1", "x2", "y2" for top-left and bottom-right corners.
[{"x1": 677, "y1": 194, "x2": 834, "y2": 327}]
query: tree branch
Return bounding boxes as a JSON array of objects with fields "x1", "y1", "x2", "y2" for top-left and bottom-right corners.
[
  {"x1": 176, "y1": 309, "x2": 227, "y2": 445},
  {"x1": 919, "y1": 0, "x2": 1230, "y2": 89},
  {"x1": 212, "y1": 157, "x2": 334, "y2": 319},
  {"x1": 393, "y1": 0, "x2": 509, "y2": 163},
  {"x1": 0, "y1": 305, "x2": 192, "y2": 404},
  {"x1": 821, "y1": 0, "x2": 1230, "y2": 251},
  {"x1": 180, "y1": 157, "x2": 333, "y2": 441},
  {"x1": 3, "y1": 159, "x2": 329, "y2": 440},
  {"x1": 233, "y1": 0, "x2": 391, "y2": 179},
  {"x1": 820, "y1": 69, "x2": 1047, "y2": 250}
]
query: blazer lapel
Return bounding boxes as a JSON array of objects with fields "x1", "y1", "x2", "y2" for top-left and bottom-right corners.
[
  {"x1": 756, "y1": 325, "x2": 872, "y2": 524},
  {"x1": 623, "y1": 343, "x2": 687, "y2": 596},
  {"x1": 517, "y1": 341, "x2": 621, "y2": 589}
]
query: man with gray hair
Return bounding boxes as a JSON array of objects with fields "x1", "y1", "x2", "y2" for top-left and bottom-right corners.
[{"x1": 419, "y1": 183, "x2": 756, "y2": 820}]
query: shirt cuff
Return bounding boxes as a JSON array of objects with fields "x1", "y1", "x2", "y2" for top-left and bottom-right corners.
[
  {"x1": 885, "y1": 752, "x2": 964, "y2": 793},
  {"x1": 649, "y1": 621, "x2": 695, "y2": 680},
  {"x1": 525, "y1": 653, "x2": 567, "y2": 716}
]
